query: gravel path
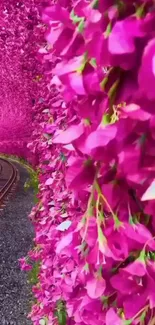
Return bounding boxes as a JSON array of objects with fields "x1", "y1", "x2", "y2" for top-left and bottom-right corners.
[{"x1": 0, "y1": 162, "x2": 34, "y2": 325}]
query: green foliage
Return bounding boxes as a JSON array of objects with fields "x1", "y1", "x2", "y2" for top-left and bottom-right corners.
[
  {"x1": 140, "y1": 311, "x2": 146, "y2": 322},
  {"x1": 24, "y1": 169, "x2": 39, "y2": 203},
  {"x1": 55, "y1": 300, "x2": 67, "y2": 325},
  {"x1": 123, "y1": 320, "x2": 132, "y2": 325},
  {"x1": 28, "y1": 261, "x2": 40, "y2": 285}
]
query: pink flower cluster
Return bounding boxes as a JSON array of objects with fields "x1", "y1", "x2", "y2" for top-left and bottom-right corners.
[{"x1": 26, "y1": 1, "x2": 155, "y2": 325}]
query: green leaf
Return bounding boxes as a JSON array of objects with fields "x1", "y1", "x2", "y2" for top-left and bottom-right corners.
[
  {"x1": 78, "y1": 19, "x2": 85, "y2": 33},
  {"x1": 104, "y1": 22, "x2": 112, "y2": 38},
  {"x1": 117, "y1": 0, "x2": 126, "y2": 11},
  {"x1": 101, "y1": 295, "x2": 108, "y2": 307},
  {"x1": 57, "y1": 310, "x2": 66, "y2": 325},
  {"x1": 76, "y1": 52, "x2": 88, "y2": 73},
  {"x1": 98, "y1": 226, "x2": 107, "y2": 251},
  {"x1": 138, "y1": 250, "x2": 146, "y2": 263},
  {"x1": 111, "y1": 266, "x2": 118, "y2": 274},
  {"x1": 56, "y1": 300, "x2": 67, "y2": 325},
  {"x1": 90, "y1": 58, "x2": 97, "y2": 68},
  {"x1": 101, "y1": 114, "x2": 111, "y2": 126},
  {"x1": 100, "y1": 76, "x2": 109, "y2": 90},
  {"x1": 108, "y1": 78, "x2": 120, "y2": 99},
  {"x1": 28, "y1": 262, "x2": 40, "y2": 285},
  {"x1": 140, "y1": 311, "x2": 146, "y2": 321},
  {"x1": 91, "y1": 0, "x2": 99, "y2": 9},
  {"x1": 123, "y1": 320, "x2": 132, "y2": 325},
  {"x1": 83, "y1": 263, "x2": 90, "y2": 273},
  {"x1": 60, "y1": 152, "x2": 67, "y2": 162},
  {"x1": 24, "y1": 169, "x2": 39, "y2": 203},
  {"x1": 83, "y1": 118, "x2": 91, "y2": 126},
  {"x1": 114, "y1": 215, "x2": 123, "y2": 229},
  {"x1": 129, "y1": 214, "x2": 134, "y2": 225},
  {"x1": 136, "y1": 3, "x2": 145, "y2": 18},
  {"x1": 148, "y1": 251, "x2": 155, "y2": 260},
  {"x1": 70, "y1": 10, "x2": 83, "y2": 24}
]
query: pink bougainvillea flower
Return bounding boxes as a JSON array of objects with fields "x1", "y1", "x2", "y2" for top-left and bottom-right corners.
[
  {"x1": 141, "y1": 179, "x2": 155, "y2": 201},
  {"x1": 53, "y1": 123, "x2": 84, "y2": 144},
  {"x1": 108, "y1": 16, "x2": 145, "y2": 70},
  {"x1": 53, "y1": 56, "x2": 85, "y2": 76},
  {"x1": 138, "y1": 38, "x2": 155, "y2": 100},
  {"x1": 45, "y1": 178, "x2": 53, "y2": 186},
  {"x1": 44, "y1": 124, "x2": 57, "y2": 134},
  {"x1": 109, "y1": 16, "x2": 144, "y2": 55},
  {"x1": 104, "y1": 228, "x2": 129, "y2": 261},
  {"x1": 86, "y1": 124, "x2": 117, "y2": 151},
  {"x1": 121, "y1": 103, "x2": 151, "y2": 121},
  {"x1": 109, "y1": 22, "x2": 135, "y2": 55},
  {"x1": 122, "y1": 255, "x2": 146, "y2": 277},
  {"x1": 56, "y1": 232, "x2": 73, "y2": 254},
  {"x1": 108, "y1": 5, "x2": 119, "y2": 21},
  {"x1": 86, "y1": 276, "x2": 106, "y2": 299},
  {"x1": 123, "y1": 222, "x2": 152, "y2": 245},
  {"x1": 19, "y1": 257, "x2": 32, "y2": 271},
  {"x1": 123, "y1": 291, "x2": 147, "y2": 319},
  {"x1": 68, "y1": 71, "x2": 86, "y2": 95},
  {"x1": 87, "y1": 33, "x2": 110, "y2": 66},
  {"x1": 82, "y1": 64, "x2": 102, "y2": 94},
  {"x1": 105, "y1": 308, "x2": 122, "y2": 325},
  {"x1": 42, "y1": 4, "x2": 70, "y2": 25},
  {"x1": 110, "y1": 269, "x2": 140, "y2": 295},
  {"x1": 80, "y1": 216, "x2": 97, "y2": 247},
  {"x1": 66, "y1": 158, "x2": 96, "y2": 190},
  {"x1": 72, "y1": 294, "x2": 105, "y2": 325}
]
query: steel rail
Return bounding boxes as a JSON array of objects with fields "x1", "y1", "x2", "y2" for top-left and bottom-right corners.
[
  {"x1": 0, "y1": 163, "x2": 2, "y2": 175},
  {"x1": 0, "y1": 158, "x2": 18, "y2": 205}
]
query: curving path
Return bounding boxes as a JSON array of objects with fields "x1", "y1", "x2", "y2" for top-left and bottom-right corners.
[{"x1": 0, "y1": 162, "x2": 34, "y2": 325}]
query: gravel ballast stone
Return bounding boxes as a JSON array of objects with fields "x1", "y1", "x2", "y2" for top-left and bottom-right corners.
[{"x1": 0, "y1": 162, "x2": 34, "y2": 324}]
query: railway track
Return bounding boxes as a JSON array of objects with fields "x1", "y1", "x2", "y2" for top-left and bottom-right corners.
[{"x1": 0, "y1": 158, "x2": 19, "y2": 210}]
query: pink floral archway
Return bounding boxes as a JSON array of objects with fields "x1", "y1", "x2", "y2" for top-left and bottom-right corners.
[{"x1": 0, "y1": 0, "x2": 42, "y2": 162}]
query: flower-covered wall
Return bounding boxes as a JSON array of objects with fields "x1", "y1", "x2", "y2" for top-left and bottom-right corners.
[{"x1": 28, "y1": 1, "x2": 155, "y2": 325}]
